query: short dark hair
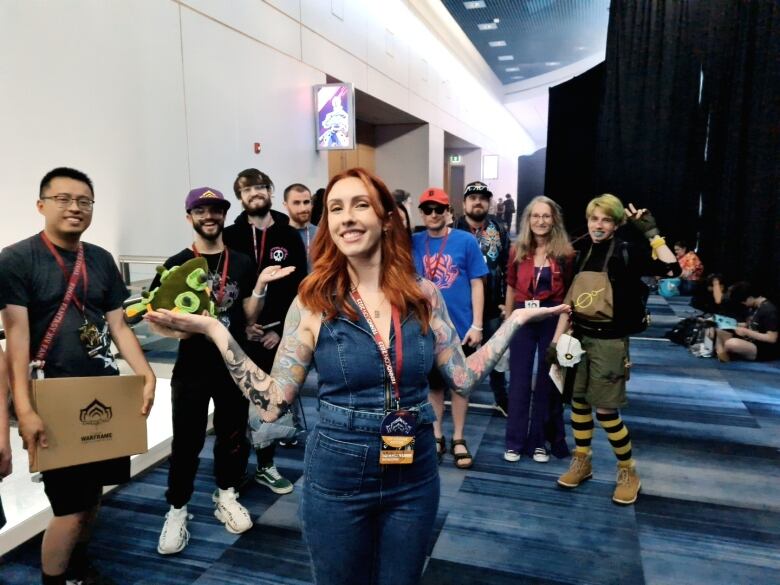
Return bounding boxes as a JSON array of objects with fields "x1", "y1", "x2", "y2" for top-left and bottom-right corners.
[
  {"x1": 674, "y1": 240, "x2": 688, "y2": 250},
  {"x1": 729, "y1": 281, "x2": 757, "y2": 304},
  {"x1": 233, "y1": 168, "x2": 274, "y2": 198},
  {"x1": 39, "y1": 167, "x2": 94, "y2": 198},
  {"x1": 283, "y1": 183, "x2": 311, "y2": 202}
]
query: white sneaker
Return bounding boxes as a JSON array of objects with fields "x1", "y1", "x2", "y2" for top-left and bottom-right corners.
[
  {"x1": 503, "y1": 450, "x2": 521, "y2": 462},
  {"x1": 213, "y1": 487, "x2": 253, "y2": 534},
  {"x1": 158, "y1": 505, "x2": 191, "y2": 555},
  {"x1": 533, "y1": 448, "x2": 550, "y2": 463}
]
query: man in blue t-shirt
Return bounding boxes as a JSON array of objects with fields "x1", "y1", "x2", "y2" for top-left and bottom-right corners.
[{"x1": 412, "y1": 188, "x2": 488, "y2": 469}]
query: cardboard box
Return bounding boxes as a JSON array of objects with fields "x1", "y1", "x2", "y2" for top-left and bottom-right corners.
[{"x1": 30, "y1": 375, "x2": 148, "y2": 472}]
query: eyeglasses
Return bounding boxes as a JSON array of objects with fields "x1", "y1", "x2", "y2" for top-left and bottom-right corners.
[
  {"x1": 41, "y1": 194, "x2": 95, "y2": 211},
  {"x1": 421, "y1": 205, "x2": 448, "y2": 216},
  {"x1": 530, "y1": 214, "x2": 553, "y2": 221},
  {"x1": 240, "y1": 184, "x2": 271, "y2": 196}
]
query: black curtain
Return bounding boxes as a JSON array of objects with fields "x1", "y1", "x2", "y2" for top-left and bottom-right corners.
[
  {"x1": 596, "y1": 0, "x2": 706, "y2": 246},
  {"x1": 517, "y1": 147, "x2": 547, "y2": 228},
  {"x1": 698, "y1": 1, "x2": 780, "y2": 297},
  {"x1": 544, "y1": 63, "x2": 604, "y2": 237}
]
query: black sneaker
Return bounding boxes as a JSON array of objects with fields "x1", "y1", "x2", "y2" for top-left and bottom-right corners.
[{"x1": 66, "y1": 563, "x2": 116, "y2": 585}]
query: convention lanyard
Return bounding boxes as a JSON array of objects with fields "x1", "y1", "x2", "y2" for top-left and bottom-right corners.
[
  {"x1": 40, "y1": 231, "x2": 88, "y2": 313},
  {"x1": 192, "y1": 244, "x2": 230, "y2": 305},
  {"x1": 424, "y1": 229, "x2": 450, "y2": 281},
  {"x1": 36, "y1": 232, "x2": 86, "y2": 362},
  {"x1": 251, "y1": 225, "x2": 268, "y2": 275},
  {"x1": 530, "y1": 257, "x2": 549, "y2": 299},
  {"x1": 350, "y1": 289, "x2": 403, "y2": 406},
  {"x1": 304, "y1": 225, "x2": 311, "y2": 255}
]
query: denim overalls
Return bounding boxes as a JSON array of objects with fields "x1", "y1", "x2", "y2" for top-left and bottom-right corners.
[{"x1": 300, "y1": 307, "x2": 440, "y2": 585}]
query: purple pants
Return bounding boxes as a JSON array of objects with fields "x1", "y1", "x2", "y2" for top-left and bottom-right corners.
[{"x1": 505, "y1": 312, "x2": 570, "y2": 458}]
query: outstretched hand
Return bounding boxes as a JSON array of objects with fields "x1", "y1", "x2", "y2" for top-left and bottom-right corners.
[
  {"x1": 258, "y1": 265, "x2": 296, "y2": 287},
  {"x1": 144, "y1": 309, "x2": 215, "y2": 338},
  {"x1": 511, "y1": 304, "x2": 570, "y2": 327},
  {"x1": 625, "y1": 203, "x2": 659, "y2": 238}
]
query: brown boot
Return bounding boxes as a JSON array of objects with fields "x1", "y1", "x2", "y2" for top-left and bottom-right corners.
[
  {"x1": 612, "y1": 460, "x2": 641, "y2": 505},
  {"x1": 557, "y1": 451, "x2": 592, "y2": 488}
]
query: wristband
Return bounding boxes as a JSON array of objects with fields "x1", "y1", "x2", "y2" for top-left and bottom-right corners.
[
  {"x1": 649, "y1": 235, "x2": 666, "y2": 260},
  {"x1": 469, "y1": 325, "x2": 483, "y2": 332},
  {"x1": 252, "y1": 289, "x2": 266, "y2": 299}
]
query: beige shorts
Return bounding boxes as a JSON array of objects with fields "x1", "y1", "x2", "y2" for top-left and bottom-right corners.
[{"x1": 569, "y1": 335, "x2": 630, "y2": 408}]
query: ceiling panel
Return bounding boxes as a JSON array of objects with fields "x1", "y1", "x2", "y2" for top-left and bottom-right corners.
[{"x1": 441, "y1": 0, "x2": 609, "y2": 85}]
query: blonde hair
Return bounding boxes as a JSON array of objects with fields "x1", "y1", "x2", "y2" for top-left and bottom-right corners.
[
  {"x1": 514, "y1": 195, "x2": 573, "y2": 261},
  {"x1": 585, "y1": 193, "x2": 626, "y2": 225}
]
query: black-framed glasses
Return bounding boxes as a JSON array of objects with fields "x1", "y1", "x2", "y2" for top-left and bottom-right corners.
[
  {"x1": 41, "y1": 194, "x2": 95, "y2": 211},
  {"x1": 240, "y1": 183, "x2": 272, "y2": 196},
  {"x1": 421, "y1": 205, "x2": 448, "y2": 216}
]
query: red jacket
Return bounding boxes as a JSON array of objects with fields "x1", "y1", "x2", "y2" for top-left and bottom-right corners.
[{"x1": 506, "y1": 248, "x2": 573, "y2": 303}]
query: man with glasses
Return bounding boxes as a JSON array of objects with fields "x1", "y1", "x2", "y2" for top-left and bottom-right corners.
[
  {"x1": 223, "y1": 169, "x2": 307, "y2": 494},
  {"x1": 155, "y1": 187, "x2": 292, "y2": 555},
  {"x1": 0, "y1": 167, "x2": 156, "y2": 584},
  {"x1": 412, "y1": 188, "x2": 488, "y2": 469},
  {"x1": 455, "y1": 181, "x2": 510, "y2": 416}
]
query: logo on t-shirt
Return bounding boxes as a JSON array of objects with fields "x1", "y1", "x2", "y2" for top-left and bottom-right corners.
[
  {"x1": 270, "y1": 246, "x2": 288, "y2": 263},
  {"x1": 423, "y1": 254, "x2": 459, "y2": 289}
]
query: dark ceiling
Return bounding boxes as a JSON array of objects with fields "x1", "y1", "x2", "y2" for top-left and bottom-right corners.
[{"x1": 441, "y1": 0, "x2": 610, "y2": 85}]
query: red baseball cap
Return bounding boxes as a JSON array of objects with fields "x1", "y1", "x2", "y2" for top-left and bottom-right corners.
[{"x1": 418, "y1": 187, "x2": 449, "y2": 207}]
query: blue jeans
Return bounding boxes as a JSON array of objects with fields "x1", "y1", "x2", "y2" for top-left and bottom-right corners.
[{"x1": 300, "y1": 422, "x2": 439, "y2": 585}]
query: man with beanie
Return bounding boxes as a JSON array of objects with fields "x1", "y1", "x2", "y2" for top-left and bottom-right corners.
[
  {"x1": 455, "y1": 181, "x2": 510, "y2": 416},
  {"x1": 223, "y1": 169, "x2": 307, "y2": 494},
  {"x1": 156, "y1": 187, "x2": 293, "y2": 554}
]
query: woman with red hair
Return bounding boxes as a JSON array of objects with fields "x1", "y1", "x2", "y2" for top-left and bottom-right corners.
[{"x1": 146, "y1": 168, "x2": 567, "y2": 585}]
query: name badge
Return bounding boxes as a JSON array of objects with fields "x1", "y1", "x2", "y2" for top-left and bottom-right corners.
[
  {"x1": 380, "y1": 410, "x2": 417, "y2": 465},
  {"x1": 525, "y1": 300, "x2": 540, "y2": 309}
]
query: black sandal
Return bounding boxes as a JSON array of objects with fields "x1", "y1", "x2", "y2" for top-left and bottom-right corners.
[
  {"x1": 450, "y1": 439, "x2": 474, "y2": 469},
  {"x1": 435, "y1": 436, "x2": 446, "y2": 464}
]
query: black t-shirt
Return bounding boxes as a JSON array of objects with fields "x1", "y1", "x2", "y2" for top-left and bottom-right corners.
[
  {"x1": 574, "y1": 237, "x2": 680, "y2": 338},
  {"x1": 222, "y1": 212, "x2": 308, "y2": 336},
  {"x1": 0, "y1": 234, "x2": 129, "y2": 378},
  {"x1": 749, "y1": 301, "x2": 778, "y2": 335},
  {"x1": 151, "y1": 248, "x2": 254, "y2": 382}
]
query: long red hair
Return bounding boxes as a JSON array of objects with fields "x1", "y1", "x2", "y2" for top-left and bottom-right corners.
[{"x1": 298, "y1": 168, "x2": 431, "y2": 331}]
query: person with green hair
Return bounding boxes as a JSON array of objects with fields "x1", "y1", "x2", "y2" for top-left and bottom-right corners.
[{"x1": 549, "y1": 194, "x2": 680, "y2": 505}]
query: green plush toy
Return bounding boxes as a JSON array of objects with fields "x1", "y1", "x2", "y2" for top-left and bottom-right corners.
[{"x1": 125, "y1": 257, "x2": 215, "y2": 323}]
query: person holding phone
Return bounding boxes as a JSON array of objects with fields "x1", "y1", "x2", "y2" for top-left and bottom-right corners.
[{"x1": 154, "y1": 187, "x2": 293, "y2": 555}]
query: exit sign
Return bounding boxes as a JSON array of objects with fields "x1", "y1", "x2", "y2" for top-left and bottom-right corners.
[{"x1": 449, "y1": 154, "x2": 461, "y2": 163}]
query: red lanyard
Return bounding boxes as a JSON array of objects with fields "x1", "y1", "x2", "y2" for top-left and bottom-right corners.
[
  {"x1": 350, "y1": 289, "x2": 403, "y2": 406},
  {"x1": 37, "y1": 232, "x2": 86, "y2": 363},
  {"x1": 424, "y1": 229, "x2": 450, "y2": 281},
  {"x1": 530, "y1": 257, "x2": 549, "y2": 298},
  {"x1": 251, "y1": 225, "x2": 268, "y2": 275},
  {"x1": 40, "y1": 231, "x2": 88, "y2": 313},
  {"x1": 192, "y1": 245, "x2": 230, "y2": 305}
]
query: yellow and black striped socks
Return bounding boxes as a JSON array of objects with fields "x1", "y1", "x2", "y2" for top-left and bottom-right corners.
[
  {"x1": 570, "y1": 400, "x2": 594, "y2": 455},
  {"x1": 596, "y1": 411, "x2": 633, "y2": 462}
]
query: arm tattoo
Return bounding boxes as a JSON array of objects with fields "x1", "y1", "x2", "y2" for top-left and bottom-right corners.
[
  {"x1": 220, "y1": 298, "x2": 313, "y2": 422},
  {"x1": 427, "y1": 282, "x2": 518, "y2": 398}
]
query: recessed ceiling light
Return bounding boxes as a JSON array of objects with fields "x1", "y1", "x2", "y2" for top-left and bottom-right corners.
[
  {"x1": 574, "y1": 46, "x2": 587, "y2": 51},
  {"x1": 497, "y1": 55, "x2": 514, "y2": 61},
  {"x1": 505, "y1": 66, "x2": 520, "y2": 72},
  {"x1": 511, "y1": 75, "x2": 526, "y2": 80},
  {"x1": 493, "y1": 18, "x2": 500, "y2": 23},
  {"x1": 463, "y1": 1, "x2": 486, "y2": 8},
  {"x1": 488, "y1": 40, "x2": 507, "y2": 47},
  {"x1": 477, "y1": 22, "x2": 498, "y2": 31},
  {"x1": 545, "y1": 61, "x2": 561, "y2": 66}
]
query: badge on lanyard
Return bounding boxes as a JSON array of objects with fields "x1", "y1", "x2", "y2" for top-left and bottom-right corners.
[
  {"x1": 380, "y1": 409, "x2": 417, "y2": 464},
  {"x1": 524, "y1": 300, "x2": 540, "y2": 309}
]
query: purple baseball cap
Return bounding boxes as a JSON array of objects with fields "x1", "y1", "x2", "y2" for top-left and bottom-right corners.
[{"x1": 185, "y1": 187, "x2": 231, "y2": 212}]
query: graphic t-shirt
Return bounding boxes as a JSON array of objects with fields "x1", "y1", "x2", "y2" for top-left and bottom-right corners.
[
  {"x1": 151, "y1": 247, "x2": 254, "y2": 382},
  {"x1": 412, "y1": 228, "x2": 488, "y2": 339},
  {"x1": 455, "y1": 215, "x2": 508, "y2": 320},
  {"x1": 0, "y1": 234, "x2": 129, "y2": 378}
]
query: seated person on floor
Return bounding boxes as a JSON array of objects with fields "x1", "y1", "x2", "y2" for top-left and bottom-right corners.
[
  {"x1": 673, "y1": 240, "x2": 703, "y2": 295},
  {"x1": 684, "y1": 274, "x2": 748, "y2": 357},
  {"x1": 714, "y1": 281, "x2": 778, "y2": 362}
]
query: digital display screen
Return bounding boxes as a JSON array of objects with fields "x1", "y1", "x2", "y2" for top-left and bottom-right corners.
[{"x1": 314, "y1": 83, "x2": 355, "y2": 151}]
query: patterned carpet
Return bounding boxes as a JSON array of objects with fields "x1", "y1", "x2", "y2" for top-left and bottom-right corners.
[{"x1": 2, "y1": 296, "x2": 779, "y2": 584}]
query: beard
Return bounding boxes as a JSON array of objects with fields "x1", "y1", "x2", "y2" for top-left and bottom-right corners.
[
  {"x1": 466, "y1": 207, "x2": 487, "y2": 222},
  {"x1": 245, "y1": 198, "x2": 271, "y2": 218},
  {"x1": 193, "y1": 221, "x2": 223, "y2": 241}
]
